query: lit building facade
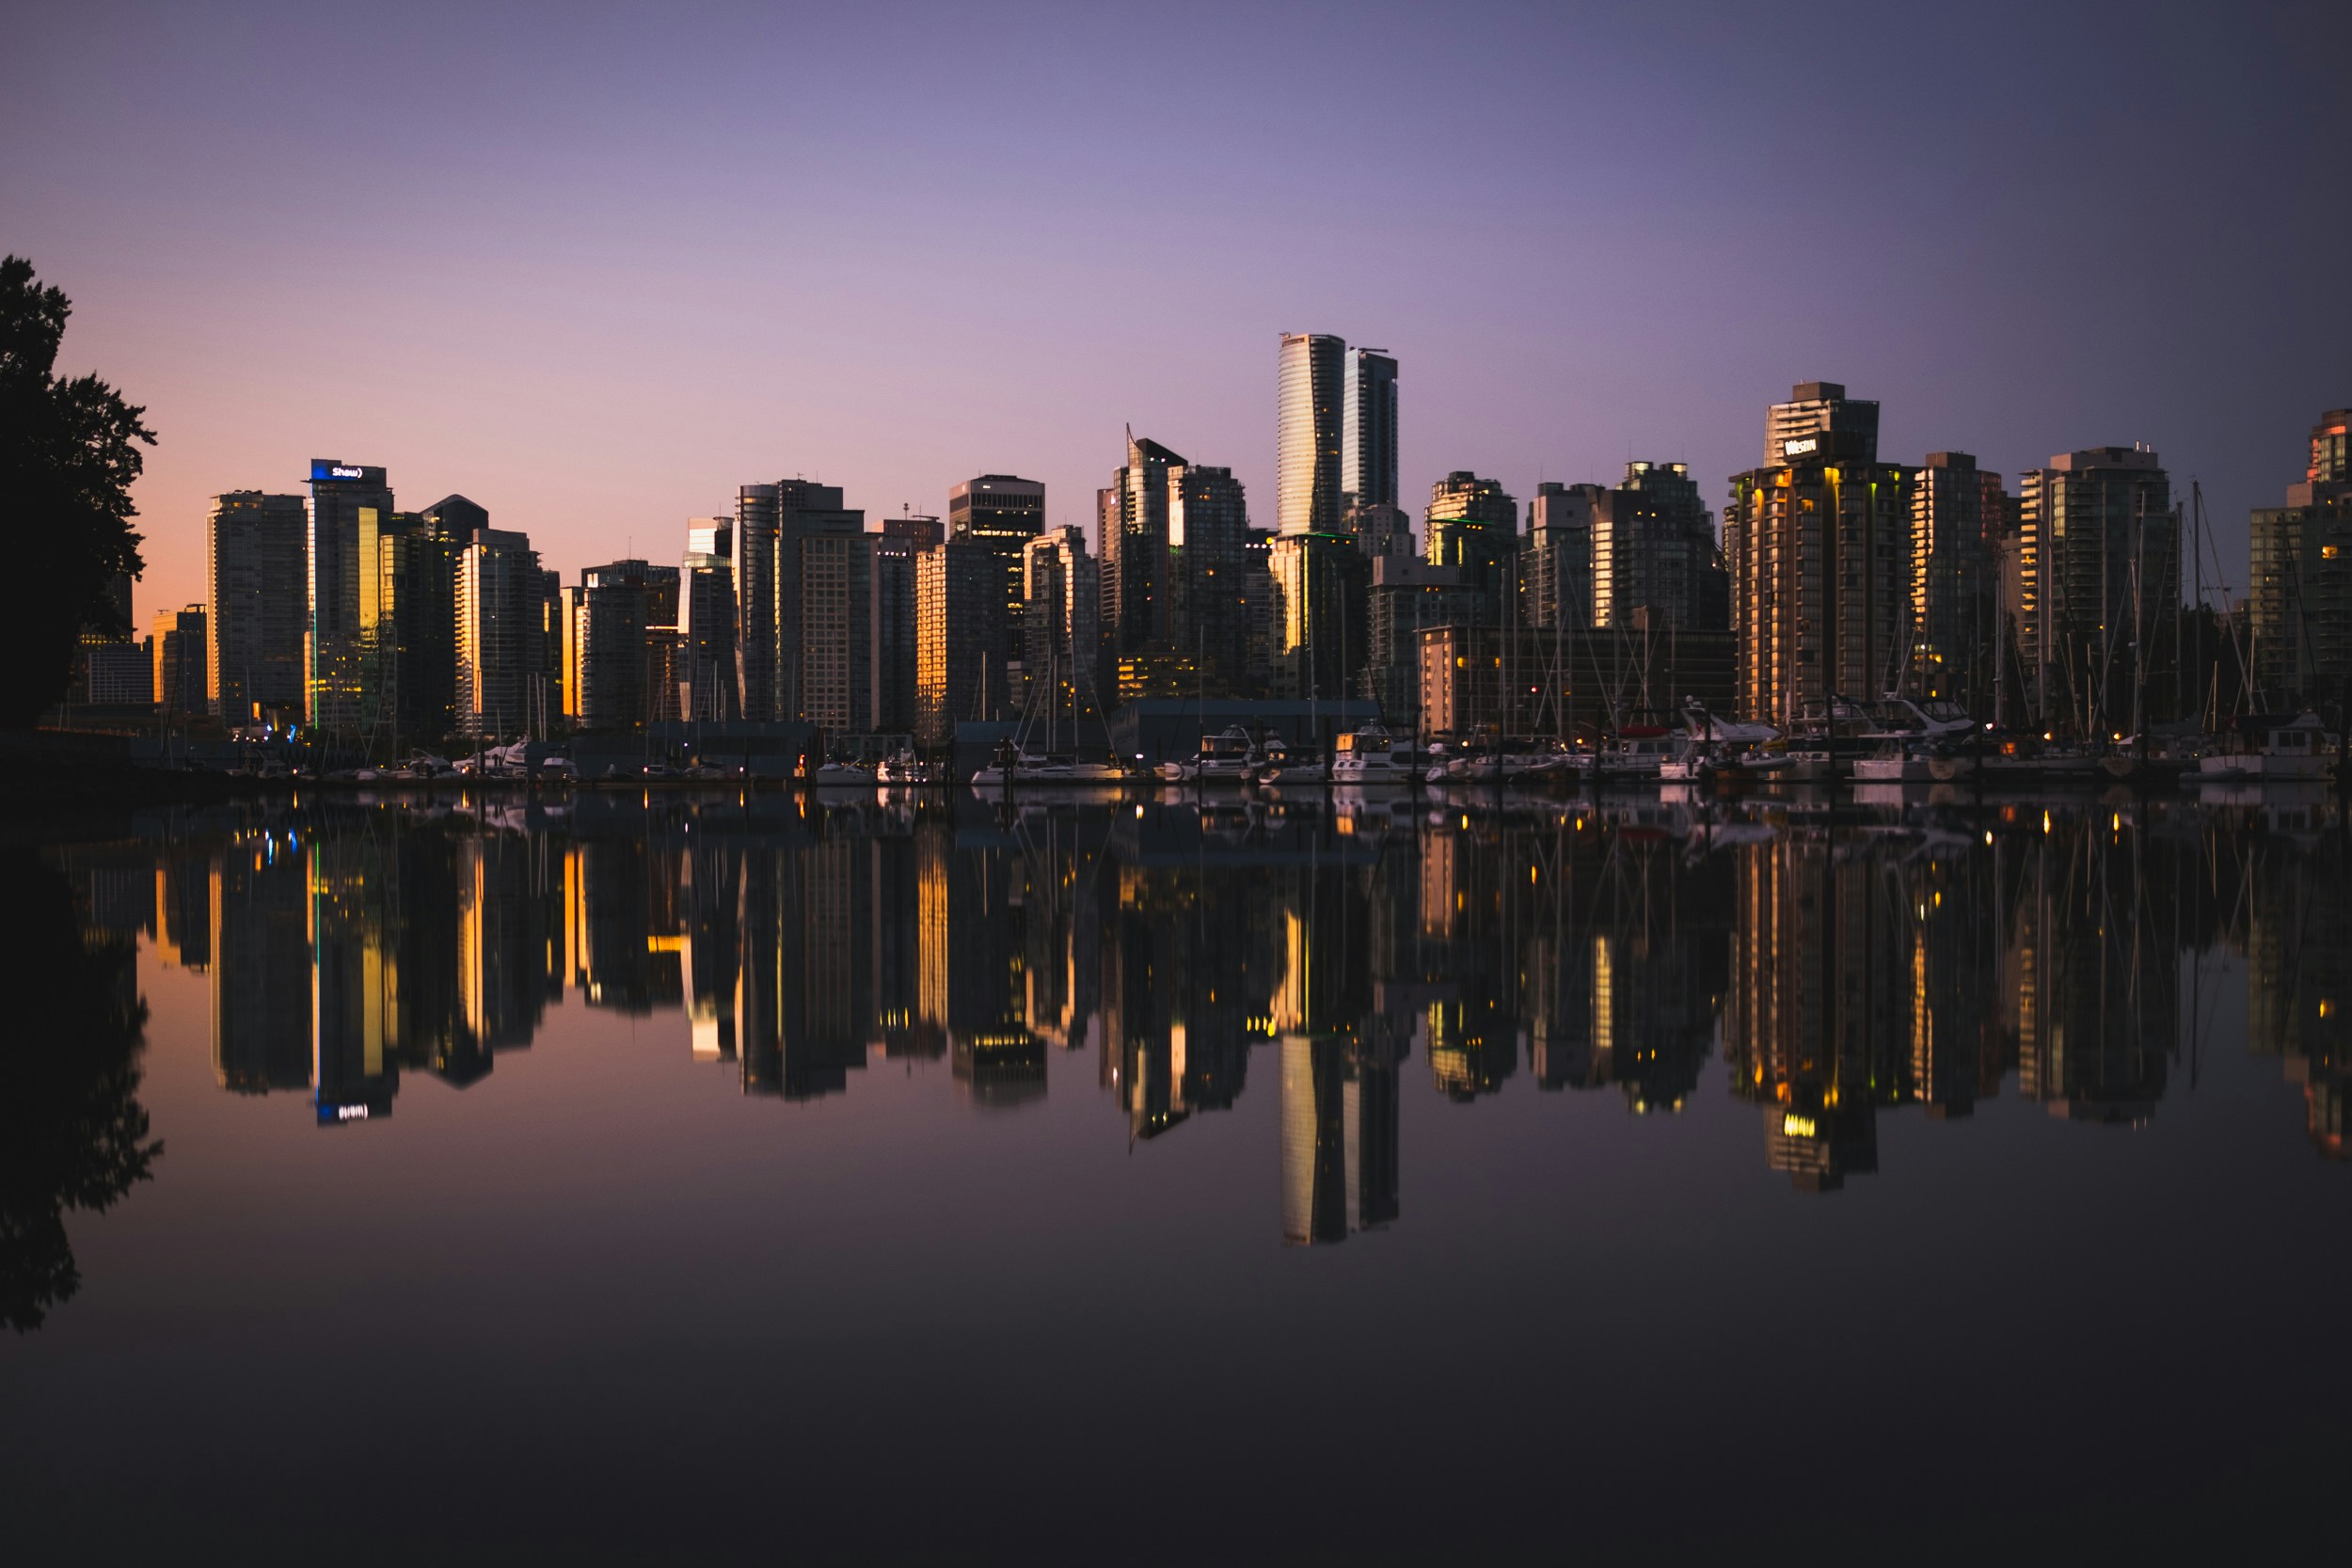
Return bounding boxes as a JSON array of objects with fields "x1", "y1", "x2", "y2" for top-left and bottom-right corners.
[
  {"x1": 456, "y1": 528, "x2": 554, "y2": 739},
  {"x1": 151, "y1": 604, "x2": 206, "y2": 717},
  {"x1": 1268, "y1": 531, "x2": 1369, "y2": 701},
  {"x1": 1910, "y1": 451, "x2": 2008, "y2": 715},
  {"x1": 1342, "y1": 346, "x2": 1399, "y2": 510},
  {"x1": 948, "y1": 475, "x2": 1046, "y2": 673},
  {"x1": 1724, "y1": 387, "x2": 1912, "y2": 724},
  {"x1": 2249, "y1": 409, "x2": 2352, "y2": 711},
  {"x1": 206, "y1": 490, "x2": 307, "y2": 721},
  {"x1": 304, "y1": 460, "x2": 393, "y2": 734},
  {"x1": 2015, "y1": 446, "x2": 2176, "y2": 734},
  {"x1": 916, "y1": 541, "x2": 1007, "y2": 744},
  {"x1": 1424, "y1": 470, "x2": 1518, "y2": 623},
  {"x1": 1278, "y1": 332, "x2": 1345, "y2": 537},
  {"x1": 1023, "y1": 526, "x2": 1102, "y2": 705},
  {"x1": 1592, "y1": 461, "x2": 1724, "y2": 631}
]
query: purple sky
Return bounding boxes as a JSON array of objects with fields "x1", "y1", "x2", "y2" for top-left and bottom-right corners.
[{"x1": 7, "y1": 0, "x2": 2346, "y2": 622}]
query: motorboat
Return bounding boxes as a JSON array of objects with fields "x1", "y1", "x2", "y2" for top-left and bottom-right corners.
[
  {"x1": 1851, "y1": 740, "x2": 1935, "y2": 783},
  {"x1": 1156, "y1": 726, "x2": 1259, "y2": 784},
  {"x1": 1328, "y1": 724, "x2": 1418, "y2": 784},
  {"x1": 875, "y1": 749, "x2": 936, "y2": 785},
  {"x1": 973, "y1": 750, "x2": 1131, "y2": 787},
  {"x1": 812, "y1": 758, "x2": 876, "y2": 786},
  {"x1": 2200, "y1": 711, "x2": 2340, "y2": 782}
]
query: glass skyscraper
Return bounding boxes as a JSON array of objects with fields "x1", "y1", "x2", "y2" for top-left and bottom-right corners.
[
  {"x1": 1278, "y1": 332, "x2": 1345, "y2": 537},
  {"x1": 1342, "y1": 347, "x2": 1399, "y2": 510}
]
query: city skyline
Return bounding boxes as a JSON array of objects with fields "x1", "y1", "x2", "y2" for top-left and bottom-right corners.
[{"x1": 8, "y1": 5, "x2": 2344, "y2": 625}]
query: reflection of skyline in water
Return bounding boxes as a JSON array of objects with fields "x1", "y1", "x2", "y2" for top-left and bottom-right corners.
[{"x1": 51, "y1": 791, "x2": 2352, "y2": 1242}]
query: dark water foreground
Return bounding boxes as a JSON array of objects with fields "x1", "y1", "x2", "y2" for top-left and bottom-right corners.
[{"x1": 5, "y1": 789, "x2": 2348, "y2": 1564}]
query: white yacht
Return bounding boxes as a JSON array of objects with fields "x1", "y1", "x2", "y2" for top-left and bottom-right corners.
[
  {"x1": 2200, "y1": 711, "x2": 2339, "y2": 782},
  {"x1": 1329, "y1": 724, "x2": 1417, "y2": 784}
]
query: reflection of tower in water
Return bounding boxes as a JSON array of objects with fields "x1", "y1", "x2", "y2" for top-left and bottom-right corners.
[
  {"x1": 211, "y1": 833, "x2": 312, "y2": 1094},
  {"x1": 737, "y1": 838, "x2": 872, "y2": 1100},
  {"x1": 1724, "y1": 833, "x2": 1908, "y2": 1192},
  {"x1": 1275, "y1": 849, "x2": 1391, "y2": 1246},
  {"x1": 2246, "y1": 827, "x2": 2352, "y2": 1158},
  {"x1": 2006, "y1": 816, "x2": 2175, "y2": 1125}
]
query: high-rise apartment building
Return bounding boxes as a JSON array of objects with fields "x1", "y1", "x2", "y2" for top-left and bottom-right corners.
[
  {"x1": 916, "y1": 541, "x2": 1007, "y2": 744},
  {"x1": 679, "y1": 517, "x2": 736, "y2": 722},
  {"x1": 1278, "y1": 332, "x2": 1345, "y2": 537},
  {"x1": 1102, "y1": 435, "x2": 1182, "y2": 657},
  {"x1": 948, "y1": 477, "x2": 1046, "y2": 672},
  {"x1": 1724, "y1": 386, "x2": 1912, "y2": 724},
  {"x1": 1521, "y1": 483, "x2": 1601, "y2": 632},
  {"x1": 1343, "y1": 500, "x2": 1414, "y2": 562},
  {"x1": 1268, "y1": 531, "x2": 1370, "y2": 701},
  {"x1": 799, "y1": 528, "x2": 873, "y2": 736},
  {"x1": 1424, "y1": 471, "x2": 1518, "y2": 623},
  {"x1": 868, "y1": 516, "x2": 938, "y2": 736},
  {"x1": 2251, "y1": 409, "x2": 2352, "y2": 710},
  {"x1": 733, "y1": 479, "x2": 866, "y2": 724},
  {"x1": 2015, "y1": 446, "x2": 2175, "y2": 733},
  {"x1": 1342, "y1": 347, "x2": 1399, "y2": 510},
  {"x1": 566, "y1": 560, "x2": 657, "y2": 730},
  {"x1": 373, "y1": 496, "x2": 474, "y2": 745},
  {"x1": 1023, "y1": 527, "x2": 1103, "y2": 710},
  {"x1": 304, "y1": 460, "x2": 393, "y2": 734},
  {"x1": 1910, "y1": 452, "x2": 2008, "y2": 714},
  {"x1": 151, "y1": 605, "x2": 206, "y2": 716},
  {"x1": 1169, "y1": 462, "x2": 1250, "y2": 691},
  {"x1": 206, "y1": 490, "x2": 307, "y2": 721},
  {"x1": 1765, "y1": 381, "x2": 1881, "y2": 467},
  {"x1": 456, "y1": 528, "x2": 553, "y2": 739},
  {"x1": 1591, "y1": 461, "x2": 1724, "y2": 631},
  {"x1": 1365, "y1": 557, "x2": 1488, "y2": 733}
]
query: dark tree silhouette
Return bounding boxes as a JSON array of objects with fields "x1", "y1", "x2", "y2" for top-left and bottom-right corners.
[
  {"x1": 0, "y1": 851, "x2": 163, "y2": 1331},
  {"x1": 0, "y1": 256, "x2": 155, "y2": 726}
]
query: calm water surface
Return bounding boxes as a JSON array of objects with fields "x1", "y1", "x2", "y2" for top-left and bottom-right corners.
[{"x1": 6, "y1": 789, "x2": 2349, "y2": 1563}]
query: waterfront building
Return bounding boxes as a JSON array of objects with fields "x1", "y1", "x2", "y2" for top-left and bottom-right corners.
[
  {"x1": 566, "y1": 562, "x2": 653, "y2": 730},
  {"x1": 1910, "y1": 452, "x2": 2008, "y2": 715},
  {"x1": 1765, "y1": 380, "x2": 1881, "y2": 467},
  {"x1": 1342, "y1": 347, "x2": 1399, "y2": 510},
  {"x1": 1724, "y1": 386, "x2": 1912, "y2": 725},
  {"x1": 205, "y1": 491, "x2": 307, "y2": 721},
  {"x1": 1343, "y1": 499, "x2": 1414, "y2": 562},
  {"x1": 916, "y1": 541, "x2": 1007, "y2": 744},
  {"x1": 1364, "y1": 556, "x2": 1488, "y2": 735},
  {"x1": 2014, "y1": 446, "x2": 2176, "y2": 734},
  {"x1": 1424, "y1": 470, "x2": 1518, "y2": 624},
  {"x1": 2249, "y1": 409, "x2": 2352, "y2": 711},
  {"x1": 304, "y1": 460, "x2": 393, "y2": 735},
  {"x1": 868, "y1": 517, "x2": 937, "y2": 736},
  {"x1": 1592, "y1": 461, "x2": 1724, "y2": 631},
  {"x1": 1023, "y1": 526, "x2": 1102, "y2": 708},
  {"x1": 1278, "y1": 332, "x2": 1345, "y2": 537},
  {"x1": 678, "y1": 517, "x2": 736, "y2": 723},
  {"x1": 1521, "y1": 483, "x2": 1600, "y2": 632},
  {"x1": 364, "y1": 498, "x2": 476, "y2": 747},
  {"x1": 151, "y1": 604, "x2": 206, "y2": 717},
  {"x1": 456, "y1": 528, "x2": 554, "y2": 739},
  {"x1": 1101, "y1": 435, "x2": 1182, "y2": 657},
  {"x1": 948, "y1": 477, "x2": 1046, "y2": 673},
  {"x1": 733, "y1": 480, "x2": 866, "y2": 724},
  {"x1": 1168, "y1": 461, "x2": 1251, "y2": 692},
  {"x1": 1417, "y1": 622, "x2": 1736, "y2": 741},
  {"x1": 1268, "y1": 531, "x2": 1369, "y2": 701}
]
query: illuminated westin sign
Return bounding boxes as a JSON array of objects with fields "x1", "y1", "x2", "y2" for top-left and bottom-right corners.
[
  {"x1": 310, "y1": 459, "x2": 380, "y2": 483},
  {"x1": 1781, "y1": 436, "x2": 1820, "y2": 460}
]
